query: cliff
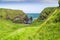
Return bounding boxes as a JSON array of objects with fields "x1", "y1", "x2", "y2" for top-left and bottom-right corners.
[{"x1": 0, "y1": 8, "x2": 28, "y2": 23}]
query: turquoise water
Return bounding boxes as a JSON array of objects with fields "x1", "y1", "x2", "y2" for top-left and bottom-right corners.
[{"x1": 27, "y1": 13, "x2": 40, "y2": 20}]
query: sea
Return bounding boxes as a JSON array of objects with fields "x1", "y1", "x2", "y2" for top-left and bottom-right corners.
[{"x1": 27, "y1": 13, "x2": 40, "y2": 20}]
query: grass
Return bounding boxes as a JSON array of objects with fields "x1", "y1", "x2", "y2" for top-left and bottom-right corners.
[
  {"x1": 0, "y1": 7, "x2": 60, "y2": 40},
  {"x1": 0, "y1": 19, "x2": 29, "y2": 39}
]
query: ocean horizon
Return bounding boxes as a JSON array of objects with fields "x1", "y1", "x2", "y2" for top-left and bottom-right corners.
[{"x1": 27, "y1": 13, "x2": 40, "y2": 20}]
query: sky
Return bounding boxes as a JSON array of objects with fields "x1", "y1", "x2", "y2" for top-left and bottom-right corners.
[{"x1": 0, "y1": 0, "x2": 58, "y2": 13}]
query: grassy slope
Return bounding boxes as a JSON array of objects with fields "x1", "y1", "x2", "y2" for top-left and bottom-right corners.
[
  {"x1": 0, "y1": 8, "x2": 28, "y2": 39},
  {"x1": 32, "y1": 9, "x2": 60, "y2": 40},
  {"x1": 0, "y1": 8, "x2": 27, "y2": 19},
  {"x1": 0, "y1": 8, "x2": 60, "y2": 40},
  {"x1": 32, "y1": 7, "x2": 57, "y2": 26},
  {"x1": 0, "y1": 19, "x2": 29, "y2": 39}
]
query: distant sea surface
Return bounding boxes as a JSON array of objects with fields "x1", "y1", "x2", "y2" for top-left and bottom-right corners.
[{"x1": 27, "y1": 13, "x2": 40, "y2": 20}]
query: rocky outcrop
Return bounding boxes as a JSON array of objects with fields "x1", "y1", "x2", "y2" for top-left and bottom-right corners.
[{"x1": 0, "y1": 8, "x2": 28, "y2": 23}]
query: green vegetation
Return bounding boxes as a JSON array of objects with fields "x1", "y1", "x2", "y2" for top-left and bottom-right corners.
[
  {"x1": 32, "y1": 7, "x2": 57, "y2": 26},
  {"x1": 58, "y1": 0, "x2": 60, "y2": 7},
  {"x1": 38, "y1": 7, "x2": 57, "y2": 21},
  {"x1": 0, "y1": 8, "x2": 28, "y2": 23},
  {"x1": 0, "y1": 7, "x2": 60, "y2": 40}
]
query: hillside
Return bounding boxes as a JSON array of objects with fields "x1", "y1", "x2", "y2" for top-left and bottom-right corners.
[
  {"x1": 32, "y1": 7, "x2": 57, "y2": 26},
  {"x1": 0, "y1": 8, "x2": 28, "y2": 23},
  {"x1": 0, "y1": 7, "x2": 60, "y2": 40},
  {"x1": 32, "y1": 9, "x2": 60, "y2": 40}
]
